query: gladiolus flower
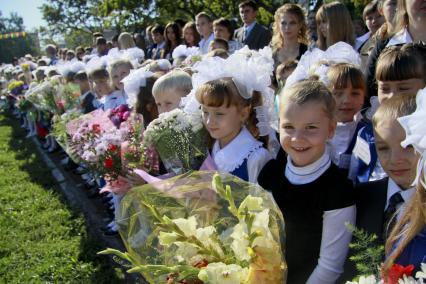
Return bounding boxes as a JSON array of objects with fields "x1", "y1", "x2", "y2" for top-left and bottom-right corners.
[{"x1": 385, "y1": 264, "x2": 414, "y2": 284}]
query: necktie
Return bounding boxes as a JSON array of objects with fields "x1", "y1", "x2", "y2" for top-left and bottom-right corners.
[
  {"x1": 243, "y1": 27, "x2": 248, "y2": 42},
  {"x1": 383, "y1": 192, "x2": 404, "y2": 240}
]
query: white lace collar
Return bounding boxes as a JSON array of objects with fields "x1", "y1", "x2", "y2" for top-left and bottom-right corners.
[
  {"x1": 387, "y1": 28, "x2": 413, "y2": 47},
  {"x1": 285, "y1": 150, "x2": 331, "y2": 185},
  {"x1": 212, "y1": 127, "x2": 263, "y2": 172}
]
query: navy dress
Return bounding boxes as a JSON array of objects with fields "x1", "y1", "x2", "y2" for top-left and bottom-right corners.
[{"x1": 393, "y1": 227, "x2": 426, "y2": 272}]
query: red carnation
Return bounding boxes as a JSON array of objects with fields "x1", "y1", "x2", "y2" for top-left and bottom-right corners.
[
  {"x1": 385, "y1": 264, "x2": 414, "y2": 284},
  {"x1": 108, "y1": 144, "x2": 118, "y2": 152},
  {"x1": 92, "y1": 124, "x2": 101, "y2": 134},
  {"x1": 104, "y1": 157, "x2": 114, "y2": 169}
]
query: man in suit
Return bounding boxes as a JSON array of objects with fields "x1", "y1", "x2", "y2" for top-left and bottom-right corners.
[
  {"x1": 150, "y1": 25, "x2": 166, "y2": 60},
  {"x1": 234, "y1": 0, "x2": 271, "y2": 50}
]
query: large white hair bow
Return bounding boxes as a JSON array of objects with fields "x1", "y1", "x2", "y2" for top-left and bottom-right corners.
[
  {"x1": 284, "y1": 41, "x2": 361, "y2": 91},
  {"x1": 121, "y1": 68, "x2": 154, "y2": 108},
  {"x1": 182, "y1": 46, "x2": 277, "y2": 136},
  {"x1": 398, "y1": 87, "x2": 426, "y2": 187}
]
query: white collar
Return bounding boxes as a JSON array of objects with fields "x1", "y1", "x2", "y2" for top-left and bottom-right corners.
[
  {"x1": 244, "y1": 21, "x2": 256, "y2": 30},
  {"x1": 386, "y1": 178, "x2": 415, "y2": 210},
  {"x1": 386, "y1": 28, "x2": 413, "y2": 47},
  {"x1": 285, "y1": 150, "x2": 331, "y2": 185},
  {"x1": 355, "y1": 32, "x2": 371, "y2": 50},
  {"x1": 157, "y1": 41, "x2": 165, "y2": 49},
  {"x1": 212, "y1": 127, "x2": 263, "y2": 172},
  {"x1": 201, "y1": 33, "x2": 214, "y2": 42}
]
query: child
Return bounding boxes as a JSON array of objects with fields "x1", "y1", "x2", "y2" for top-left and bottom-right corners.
[
  {"x1": 382, "y1": 91, "x2": 426, "y2": 274},
  {"x1": 316, "y1": 1, "x2": 355, "y2": 50},
  {"x1": 354, "y1": 95, "x2": 419, "y2": 275},
  {"x1": 88, "y1": 68, "x2": 126, "y2": 110},
  {"x1": 208, "y1": 38, "x2": 229, "y2": 53},
  {"x1": 74, "y1": 71, "x2": 96, "y2": 114},
  {"x1": 152, "y1": 70, "x2": 192, "y2": 114},
  {"x1": 375, "y1": 44, "x2": 426, "y2": 103},
  {"x1": 109, "y1": 60, "x2": 133, "y2": 94},
  {"x1": 135, "y1": 74, "x2": 160, "y2": 126},
  {"x1": 195, "y1": 12, "x2": 215, "y2": 55},
  {"x1": 274, "y1": 60, "x2": 298, "y2": 114},
  {"x1": 327, "y1": 64, "x2": 369, "y2": 171},
  {"x1": 258, "y1": 80, "x2": 355, "y2": 284},
  {"x1": 195, "y1": 78, "x2": 271, "y2": 183}
]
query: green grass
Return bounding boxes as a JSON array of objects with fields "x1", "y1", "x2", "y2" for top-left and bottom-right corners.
[{"x1": 0, "y1": 113, "x2": 125, "y2": 283}]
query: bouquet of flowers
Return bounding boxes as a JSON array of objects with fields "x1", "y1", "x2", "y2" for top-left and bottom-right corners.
[
  {"x1": 7, "y1": 80, "x2": 27, "y2": 97},
  {"x1": 51, "y1": 110, "x2": 82, "y2": 150},
  {"x1": 56, "y1": 82, "x2": 81, "y2": 111},
  {"x1": 16, "y1": 96, "x2": 32, "y2": 112},
  {"x1": 347, "y1": 263, "x2": 426, "y2": 284},
  {"x1": 36, "y1": 78, "x2": 63, "y2": 114},
  {"x1": 141, "y1": 109, "x2": 208, "y2": 175},
  {"x1": 99, "y1": 171, "x2": 287, "y2": 284},
  {"x1": 108, "y1": 104, "x2": 131, "y2": 128}
]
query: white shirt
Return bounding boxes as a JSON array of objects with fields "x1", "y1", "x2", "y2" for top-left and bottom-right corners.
[
  {"x1": 286, "y1": 151, "x2": 356, "y2": 284},
  {"x1": 385, "y1": 178, "x2": 415, "y2": 219},
  {"x1": 355, "y1": 32, "x2": 371, "y2": 51},
  {"x1": 212, "y1": 127, "x2": 271, "y2": 183},
  {"x1": 199, "y1": 33, "x2": 215, "y2": 55},
  {"x1": 386, "y1": 28, "x2": 413, "y2": 47},
  {"x1": 103, "y1": 90, "x2": 127, "y2": 110},
  {"x1": 329, "y1": 113, "x2": 362, "y2": 169}
]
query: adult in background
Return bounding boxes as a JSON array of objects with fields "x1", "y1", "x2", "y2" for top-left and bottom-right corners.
[
  {"x1": 213, "y1": 18, "x2": 243, "y2": 53},
  {"x1": 118, "y1": 32, "x2": 136, "y2": 50},
  {"x1": 145, "y1": 25, "x2": 155, "y2": 59},
  {"x1": 234, "y1": 0, "x2": 271, "y2": 50},
  {"x1": 271, "y1": 3, "x2": 309, "y2": 68},
  {"x1": 365, "y1": 0, "x2": 426, "y2": 98}
]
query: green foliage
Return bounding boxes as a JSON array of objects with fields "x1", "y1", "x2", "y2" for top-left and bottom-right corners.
[
  {"x1": 346, "y1": 223, "x2": 384, "y2": 278},
  {"x1": 0, "y1": 113, "x2": 125, "y2": 283},
  {"x1": 0, "y1": 11, "x2": 40, "y2": 63}
]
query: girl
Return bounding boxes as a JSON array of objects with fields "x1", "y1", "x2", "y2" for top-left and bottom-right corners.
[
  {"x1": 316, "y1": 1, "x2": 355, "y2": 50},
  {"x1": 135, "y1": 73, "x2": 160, "y2": 127},
  {"x1": 195, "y1": 78, "x2": 271, "y2": 183},
  {"x1": 182, "y1": 22, "x2": 200, "y2": 47},
  {"x1": 271, "y1": 3, "x2": 309, "y2": 68},
  {"x1": 258, "y1": 80, "x2": 355, "y2": 284},
  {"x1": 375, "y1": 44, "x2": 426, "y2": 103},
  {"x1": 118, "y1": 32, "x2": 136, "y2": 50},
  {"x1": 327, "y1": 63, "x2": 383, "y2": 184},
  {"x1": 163, "y1": 22, "x2": 182, "y2": 61},
  {"x1": 152, "y1": 70, "x2": 192, "y2": 114}
]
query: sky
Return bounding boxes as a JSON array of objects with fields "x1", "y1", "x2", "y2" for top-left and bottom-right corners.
[{"x1": 1, "y1": 0, "x2": 46, "y2": 31}]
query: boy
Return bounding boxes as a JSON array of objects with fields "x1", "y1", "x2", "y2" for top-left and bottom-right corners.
[
  {"x1": 74, "y1": 71, "x2": 96, "y2": 114},
  {"x1": 88, "y1": 68, "x2": 126, "y2": 110}
]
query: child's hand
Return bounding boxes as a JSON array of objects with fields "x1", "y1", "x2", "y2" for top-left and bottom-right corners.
[{"x1": 124, "y1": 172, "x2": 146, "y2": 187}]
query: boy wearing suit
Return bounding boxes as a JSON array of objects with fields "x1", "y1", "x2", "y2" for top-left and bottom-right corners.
[
  {"x1": 234, "y1": 0, "x2": 271, "y2": 50},
  {"x1": 74, "y1": 71, "x2": 96, "y2": 114}
]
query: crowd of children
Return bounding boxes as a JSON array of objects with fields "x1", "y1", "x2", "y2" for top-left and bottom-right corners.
[{"x1": 1, "y1": 0, "x2": 426, "y2": 282}]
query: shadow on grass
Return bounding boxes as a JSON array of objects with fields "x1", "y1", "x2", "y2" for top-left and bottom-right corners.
[{"x1": 0, "y1": 113, "x2": 129, "y2": 283}]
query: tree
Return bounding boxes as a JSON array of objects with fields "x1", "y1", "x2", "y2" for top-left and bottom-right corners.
[{"x1": 0, "y1": 11, "x2": 39, "y2": 63}]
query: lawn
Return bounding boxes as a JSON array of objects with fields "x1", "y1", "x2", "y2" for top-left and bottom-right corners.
[{"x1": 0, "y1": 113, "x2": 125, "y2": 283}]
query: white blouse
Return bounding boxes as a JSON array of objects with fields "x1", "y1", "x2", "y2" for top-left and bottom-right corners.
[{"x1": 212, "y1": 127, "x2": 271, "y2": 183}]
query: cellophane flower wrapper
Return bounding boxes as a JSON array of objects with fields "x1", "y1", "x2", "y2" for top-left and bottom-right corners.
[
  {"x1": 112, "y1": 171, "x2": 287, "y2": 284},
  {"x1": 51, "y1": 109, "x2": 82, "y2": 152},
  {"x1": 56, "y1": 82, "x2": 81, "y2": 111},
  {"x1": 141, "y1": 109, "x2": 208, "y2": 175}
]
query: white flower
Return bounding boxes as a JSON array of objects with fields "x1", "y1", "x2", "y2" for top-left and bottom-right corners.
[
  {"x1": 230, "y1": 222, "x2": 250, "y2": 261},
  {"x1": 398, "y1": 275, "x2": 419, "y2": 284},
  {"x1": 198, "y1": 262, "x2": 248, "y2": 284},
  {"x1": 416, "y1": 263, "x2": 426, "y2": 279},
  {"x1": 230, "y1": 209, "x2": 274, "y2": 262},
  {"x1": 238, "y1": 195, "x2": 263, "y2": 213},
  {"x1": 158, "y1": 231, "x2": 179, "y2": 246},
  {"x1": 346, "y1": 275, "x2": 379, "y2": 284}
]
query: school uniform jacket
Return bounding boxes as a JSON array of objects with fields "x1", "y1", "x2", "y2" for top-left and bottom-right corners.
[{"x1": 234, "y1": 23, "x2": 271, "y2": 50}]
